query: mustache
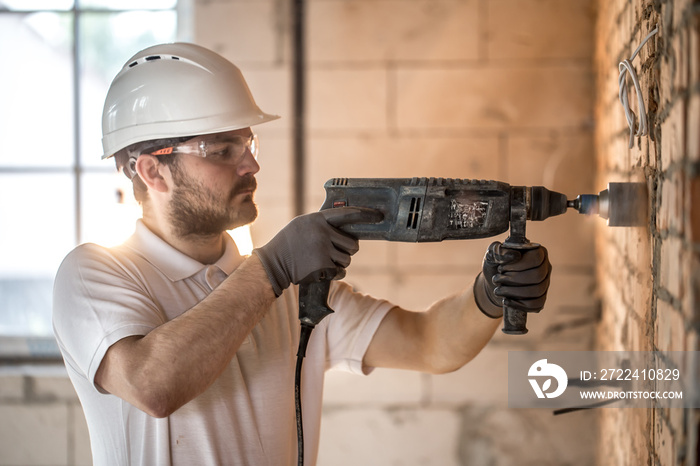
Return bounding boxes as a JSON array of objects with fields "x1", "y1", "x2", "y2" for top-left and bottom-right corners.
[{"x1": 231, "y1": 176, "x2": 257, "y2": 198}]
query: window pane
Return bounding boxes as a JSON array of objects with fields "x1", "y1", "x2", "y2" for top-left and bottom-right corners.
[
  {"x1": 0, "y1": 13, "x2": 74, "y2": 168},
  {"x1": 79, "y1": 10, "x2": 177, "y2": 167},
  {"x1": 0, "y1": 0, "x2": 74, "y2": 10},
  {"x1": 79, "y1": 0, "x2": 176, "y2": 10},
  {"x1": 0, "y1": 173, "x2": 75, "y2": 337},
  {"x1": 80, "y1": 172, "x2": 141, "y2": 246},
  {"x1": 0, "y1": 279, "x2": 54, "y2": 336},
  {"x1": 0, "y1": 173, "x2": 76, "y2": 275}
]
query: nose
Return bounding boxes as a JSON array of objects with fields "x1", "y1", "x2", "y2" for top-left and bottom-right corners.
[{"x1": 237, "y1": 148, "x2": 260, "y2": 176}]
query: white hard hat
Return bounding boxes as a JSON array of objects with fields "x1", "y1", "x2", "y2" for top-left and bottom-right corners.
[{"x1": 101, "y1": 42, "x2": 280, "y2": 159}]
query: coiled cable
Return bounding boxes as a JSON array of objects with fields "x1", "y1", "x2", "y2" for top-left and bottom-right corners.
[{"x1": 618, "y1": 27, "x2": 658, "y2": 148}]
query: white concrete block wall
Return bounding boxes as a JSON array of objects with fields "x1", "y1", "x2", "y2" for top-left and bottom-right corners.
[
  {"x1": 0, "y1": 371, "x2": 91, "y2": 466},
  {"x1": 302, "y1": 0, "x2": 598, "y2": 464}
]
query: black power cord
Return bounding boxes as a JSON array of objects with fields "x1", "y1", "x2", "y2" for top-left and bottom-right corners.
[
  {"x1": 295, "y1": 277, "x2": 336, "y2": 466},
  {"x1": 295, "y1": 324, "x2": 314, "y2": 466}
]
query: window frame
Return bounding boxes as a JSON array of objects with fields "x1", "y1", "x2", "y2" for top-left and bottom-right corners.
[{"x1": 0, "y1": 1, "x2": 189, "y2": 362}]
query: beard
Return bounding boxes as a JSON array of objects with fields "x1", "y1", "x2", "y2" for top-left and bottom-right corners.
[{"x1": 167, "y1": 165, "x2": 258, "y2": 239}]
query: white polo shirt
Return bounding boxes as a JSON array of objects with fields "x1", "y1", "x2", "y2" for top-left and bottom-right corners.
[{"x1": 53, "y1": 220, "x2": 393, "y2": 466}]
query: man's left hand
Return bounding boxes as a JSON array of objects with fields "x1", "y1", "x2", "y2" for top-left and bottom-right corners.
[{"x1": 473, "y1": 242, "x2": 552, "y2": 318}]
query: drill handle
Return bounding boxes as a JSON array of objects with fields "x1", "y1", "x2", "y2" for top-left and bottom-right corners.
[
  {"x1": 297, "y1": 206, "x2": 382, "y2": 330},
  {"x1": 298, "y1": 278, "x2": 335, "y2": 330}
]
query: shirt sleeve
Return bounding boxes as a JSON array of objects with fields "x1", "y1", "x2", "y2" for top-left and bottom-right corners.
[
  {"x1": 52, "y1": 243, "x2": 165, "y2": 392},
  {"x1": 323, "y1": 281, "x2": 395, "y2": 375}
]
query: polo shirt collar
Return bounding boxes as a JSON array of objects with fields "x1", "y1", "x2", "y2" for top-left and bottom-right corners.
[{"x1": 124, "y1": 220, "x2": 244, "y2": 281}]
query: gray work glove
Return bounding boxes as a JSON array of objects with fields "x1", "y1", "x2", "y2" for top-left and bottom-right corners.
[
  {"x1": 253, "y1": 207, "x2": 383, "y2": 297},
  {"x1": 473, "y1": 241, "x2": 552, "y2": 318}
]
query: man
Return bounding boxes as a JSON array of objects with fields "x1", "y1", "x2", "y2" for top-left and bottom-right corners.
[{"x1": 53, "y1": 43, "x2": 551, "y2": 465}]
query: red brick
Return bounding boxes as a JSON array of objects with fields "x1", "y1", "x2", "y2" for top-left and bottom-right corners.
[
  {"x1": 689, "y1": 94, "x2": 700, "y2": 162},
  {"x1": 689, "y1": 251, "x2": 700, "y2": 324},
  {"x1": 660, "y1": 100, "x2": 687, "y2": 170},
  {"x1": 655, "y1": 300, "x2": 688, "y2": 352},
  {"x1": 596, "y1": 408, "x2": 653, "y2": 465},
  {"x1": 657, "y1": 169, "x2": 686, "y2": 234},
  {"x1": 659, "y1": 5, "x2": 675, "y2": 103},
  {"x1": 673, "y1": 28, "x2": 690, "y2": 94},
  {"x1": 691, "y1": 13, "x2": 700, "y2": 86},
  {"x1": 691, "y1": 175, "x2": 700, "y2": 243},
  {"x1": 660, "y1": 235, "x2": 685, "y2": 301},
  {"x1": 608, "y1": 136, "x2": 632, "y2": 173},
  {"x1": 655, "y1": 415, "x2": 676, "y2": 466},
  {"x1": 627, "y1": 308, "x2": 651, "y2": 351},
  {"x1": 627, "y1": 228, "x2": 653, "y2": 319},
  {"x1": 673, "y1": 0, "x2": 696, "y2": 32}
]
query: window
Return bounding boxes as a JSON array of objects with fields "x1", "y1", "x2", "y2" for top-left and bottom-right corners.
[{"x1": 0, "y1": 0, "x2": 183, "y2": 359}]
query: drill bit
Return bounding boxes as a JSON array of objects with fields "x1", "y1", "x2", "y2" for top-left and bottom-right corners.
[{"x1": 568, "y1": 182, "x2": 648, "y2": 227}]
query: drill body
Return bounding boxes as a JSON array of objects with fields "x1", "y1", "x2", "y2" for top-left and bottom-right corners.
[
  {"x1": 301, "y1": 177, "x2": 570, "y2": 335},
  {"x1": 320, "y1": 177, "x2": 569, "y2": 243}
]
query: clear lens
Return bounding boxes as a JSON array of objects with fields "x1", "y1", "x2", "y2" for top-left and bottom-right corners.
[{"x1": 174, "y1": 133, "x2": 258, "y2": 165}]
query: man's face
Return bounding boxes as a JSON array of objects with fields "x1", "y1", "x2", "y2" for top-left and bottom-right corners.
[{"x1": 165, "y1": 128, "x2": 260, "y2": 239}]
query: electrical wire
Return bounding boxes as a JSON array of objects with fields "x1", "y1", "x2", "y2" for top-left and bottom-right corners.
[
  {"x1": 618, "y1": 27, "x2": 658, "y2": 148},
  {"x1": 294, "y1": 353, "x2": 305, "y2": 466},
  {"x1": 295, "y1": 324, "x2": 314, "y2": 466}
]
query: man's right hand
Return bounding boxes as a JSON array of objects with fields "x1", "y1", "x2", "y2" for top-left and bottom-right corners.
[{"x1": 253, "y1": 207, "x2": 381, "y2": 297}]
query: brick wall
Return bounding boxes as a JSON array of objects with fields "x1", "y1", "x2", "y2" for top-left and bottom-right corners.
[{"x1": 594, "y1": 0, "x2": 700, "y2": 465}]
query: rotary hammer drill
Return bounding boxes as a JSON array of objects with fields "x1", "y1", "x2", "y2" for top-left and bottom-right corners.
[
  {"x1": 299, "y1": 177, "x2": 572, "y2": 336},
  {"x1": 298, "y1": 177, "x2": 648, "y2": 335}
]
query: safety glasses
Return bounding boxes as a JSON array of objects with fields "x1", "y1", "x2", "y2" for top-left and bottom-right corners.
[{"x1": 147, "y1": 132, "x2": 258, "y2": 166}]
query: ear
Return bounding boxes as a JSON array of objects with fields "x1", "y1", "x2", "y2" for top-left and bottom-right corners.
[{"x1": 134, "y1": 155, "x2": 170, "y2": 194}]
